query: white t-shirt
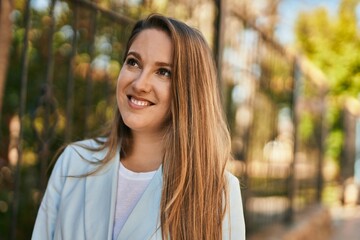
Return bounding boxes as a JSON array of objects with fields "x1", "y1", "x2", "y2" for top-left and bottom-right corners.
[{"x1": 112, "y1": 161, "x2": 156, "y2": 240}]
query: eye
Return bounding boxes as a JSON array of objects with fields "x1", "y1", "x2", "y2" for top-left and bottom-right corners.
[
  {"x1": 157, "y1": 68, "x2": 171, "y2": 78},
  {"x1": 125, "y1": 58, "x2": 139, "y2": 67}
]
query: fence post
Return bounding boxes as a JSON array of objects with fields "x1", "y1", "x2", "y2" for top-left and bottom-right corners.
[
  {"x1": 213, "y1": 0, "x2": 225, "y2": 90},
  {"x1": 11, "y1": 0, "x2": 31, "y2": 239},
  {"x1": 65, "y1": 4, "x2": 79, "y2": 143},
  {"x1": 316, "y1": 91, "x2": 327, "y2": 202},
  {"x1": 284, "y1": 57, "x2": 301, "y2": 224}
]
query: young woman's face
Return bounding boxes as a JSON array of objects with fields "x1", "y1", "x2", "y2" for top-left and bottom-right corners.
[{"x1": 117, "y1": 29, "x2": 173, "y2": 135}]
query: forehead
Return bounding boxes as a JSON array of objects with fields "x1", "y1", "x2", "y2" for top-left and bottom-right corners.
[{"x1": 128, "y1": 29, "x2": 173, "y2": 61}]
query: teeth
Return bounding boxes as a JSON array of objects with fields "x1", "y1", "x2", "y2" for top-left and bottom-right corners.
[{"x1": 130, "y1": 97, "x2": 150, "y2": 106}]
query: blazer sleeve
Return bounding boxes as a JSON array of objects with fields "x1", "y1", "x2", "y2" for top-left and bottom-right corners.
[
  {"x1": 223, "y1": 173, "x2": 246, "y2": 240},
  {"x1": 32, "y1": 146, "x2": 72, "y2": 240}
]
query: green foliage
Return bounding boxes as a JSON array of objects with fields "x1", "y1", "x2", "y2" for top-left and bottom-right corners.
[
  {"x1": 259, "y1": 49, "x2": 293, "y2": 104},
  {"x1": 294, "y1": 0, "x2": 360, "y2": 163},
  {"x1": 325, "y1": 130, "x2": 344, "y2": 163},
  {"x1": 298, "y1": 112, "x2": 315, "y2": 142}
]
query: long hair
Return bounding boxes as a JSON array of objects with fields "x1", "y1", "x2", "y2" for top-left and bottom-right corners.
[{"x1": 94, "y1": 14, "x2": 232, "y2": 239}]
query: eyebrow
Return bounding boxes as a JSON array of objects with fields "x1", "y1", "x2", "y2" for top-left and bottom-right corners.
[{"x1": 127, "y1": 51, "x2": 173, "y2": 68}]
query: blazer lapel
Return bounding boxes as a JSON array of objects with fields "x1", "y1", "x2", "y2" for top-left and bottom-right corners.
[
  {"x1": 117, "y1": 166, "x2": 163, "y2": 240},
  {"x1": 84, "y1": 147, "x2": 120, "y2": 240}
]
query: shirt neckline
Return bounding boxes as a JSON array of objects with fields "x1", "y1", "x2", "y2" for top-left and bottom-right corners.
[{"x1": 119, "y1": 161, "x2": 157, "y2": 180}]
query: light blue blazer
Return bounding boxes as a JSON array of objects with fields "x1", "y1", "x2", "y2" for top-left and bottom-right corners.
[{"x1": 32, "y1": 139, "x2": 245, "y2": 240}]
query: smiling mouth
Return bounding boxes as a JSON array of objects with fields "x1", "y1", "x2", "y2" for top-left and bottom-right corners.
[{"x1": 128, "y1": 96, "x2": 154, "y2": 107}]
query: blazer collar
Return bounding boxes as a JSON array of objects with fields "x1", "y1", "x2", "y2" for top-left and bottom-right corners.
[
  {"x1": 83, "y1": 144, "x2": 164, "y2": 240},
  {"x1": 84, "y1": 145, "x2": 120, "y2": 240},
  {"x1": 117, "y1": 165, "x2": 163, "y2": 239}
]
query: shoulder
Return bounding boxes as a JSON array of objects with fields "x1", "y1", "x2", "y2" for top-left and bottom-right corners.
[
  {"x1": 225, "y1": 171, "x2": 240, "y2": 189},
  {"x1": 70, "y1": 138, "x2": 104, "y2": 151},
  {"x1": 67, "y1": 138, "x2": 108, "y2": 159},
  {"x1": 223, "y1": 171, "x2": 246, "y2": 239},
  {"x1": 224, "y1": 171, "x2": 242, "y2": 206},
  {"x1": 54, "y1": 138, "x2": 108, "y2": 175}
]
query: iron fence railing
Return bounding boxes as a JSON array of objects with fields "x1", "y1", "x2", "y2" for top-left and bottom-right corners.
[
  {"x1": 0, "y1": 0, "x2": 332, "y2": 239},
  {"x1": 1, "y1": 1, "x2": 135, "y2": 239},
  {"x1": 223, "y1": 7, "x2": 328, "y2": 233}
]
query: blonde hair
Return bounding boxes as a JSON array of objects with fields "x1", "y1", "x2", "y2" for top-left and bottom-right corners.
[{"x1": 92, "y1": 14, "x2": 232, "y2": 239}]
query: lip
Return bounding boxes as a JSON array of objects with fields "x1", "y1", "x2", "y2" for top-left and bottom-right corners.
[{"x1": 127, "y1": 95, "x2": 154, "y2": 109}]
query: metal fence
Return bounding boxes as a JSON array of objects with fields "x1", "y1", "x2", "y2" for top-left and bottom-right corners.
[
  {"x1": 1, "y1": 0, "x2": 330, "y2": 239},
  {"x1": 221, "y1": 7, "x2": 328, "y2": 233},
  {"x1": 1, "y1": 0, "x2": 134, "y2": 238}
]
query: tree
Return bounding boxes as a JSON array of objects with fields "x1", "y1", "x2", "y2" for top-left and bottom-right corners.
[
  {"x1": 0, "y1": 0, "x2": 13, "y2": 121},
  {"x1": 294, "y1": 0, "x2": 360, "y2": 166}
]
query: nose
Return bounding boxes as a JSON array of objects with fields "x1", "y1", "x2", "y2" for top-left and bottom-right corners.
[{"x1": 132, "y1": 70, "x2": 152, "y2": 93}]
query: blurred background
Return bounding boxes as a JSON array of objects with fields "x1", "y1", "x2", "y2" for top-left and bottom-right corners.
[{"x1": 0, "y1": 0, "x2": 360, "y2": 239}]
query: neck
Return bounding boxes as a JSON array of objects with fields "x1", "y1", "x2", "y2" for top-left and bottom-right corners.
[{"x1": 121, "y1": 131, "x2": 165, "y2": 172}]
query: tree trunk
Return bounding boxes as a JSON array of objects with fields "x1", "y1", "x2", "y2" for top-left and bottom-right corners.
[{"x1": 0, "y1": 0, "x2": 13, "y2": 119}]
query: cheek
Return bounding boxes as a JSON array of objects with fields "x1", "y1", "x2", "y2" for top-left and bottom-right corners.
[
  {"x1": 116, "y1": 70, "x2": 127, "y2": 95},
  {"x1": 116, "y1": 75, "x2": 127, "y2": 110}
]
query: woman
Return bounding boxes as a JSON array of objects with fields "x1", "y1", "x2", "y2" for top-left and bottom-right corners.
[{"x1": 32, "y1": 14, "x2": 245, "y2": 240}]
